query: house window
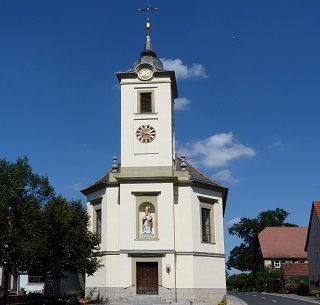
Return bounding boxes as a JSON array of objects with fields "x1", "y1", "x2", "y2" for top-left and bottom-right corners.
[
  {"x1": 140, "y1": 92, "x2": 152, "y2": 113},
  {"x1": 274, "y1": 261, "x2": 281, "y2": 268},
  {"x1": 28, "y1": 275, "x2": 43, "y2": 284},
  {"x1": 96, "y1": 209, "x2": 102, "y2": 235},
  {"x1": 201, "y1": 208, "x2": 211, "y2": 243}
]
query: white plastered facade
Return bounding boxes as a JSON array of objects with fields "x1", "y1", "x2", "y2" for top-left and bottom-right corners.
[{"x1": 84, "y1": 68, "x2": 227, "y2": 304}]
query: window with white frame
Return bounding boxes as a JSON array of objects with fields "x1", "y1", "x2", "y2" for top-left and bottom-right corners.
[
  {"x1": 274, "y1": 261, "x2": 281, "y2": 268},
  {"x1": 28, "y1": 275, "x2": 43, "y2": 284}
]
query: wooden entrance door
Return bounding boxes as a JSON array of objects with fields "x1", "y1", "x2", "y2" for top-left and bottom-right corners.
[{"x1": 136, "y1": 262, "x2": 158, "y2": 294}]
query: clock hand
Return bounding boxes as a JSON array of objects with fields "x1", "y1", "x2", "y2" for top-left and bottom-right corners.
[{"x1": 145, "y1": 131, "x2": 155, "y2": 135}]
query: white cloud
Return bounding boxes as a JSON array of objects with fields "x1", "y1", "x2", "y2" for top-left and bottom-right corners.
[
  {"x1": 160, "y1": 58, "x2": 208, "y2": 79},
  {"x1": 212, "y1": 169, "x2": 240, "y2": 183},
  {"x1": 269, "y1": 141, "x2": 284, "y2": 149},
  {"x1": 225, "y1": 217, "x2": 241, "y2": 226},
  {"x1": 177, "y1": 132, "x2": 256, "y2": 168},
  {"x1": 175, "y1": 97, "x2": 191, "y2": 110},
  {"x1": 72, "y1": 183, "x2": 83, "y2": 191}
]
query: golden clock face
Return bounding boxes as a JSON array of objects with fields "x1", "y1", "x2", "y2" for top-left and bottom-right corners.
[{"x1": 136, "y1": 124, "x2": 156, "y2": 143}]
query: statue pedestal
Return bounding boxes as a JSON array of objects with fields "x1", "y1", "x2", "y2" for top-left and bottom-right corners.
[{"x1": 140, "y1": 233, "x2": 155, "y2": 239}]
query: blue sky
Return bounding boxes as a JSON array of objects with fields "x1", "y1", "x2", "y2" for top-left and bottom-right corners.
[{"x1": 1, "y1": 0, "x2": 320, "y2": 272}]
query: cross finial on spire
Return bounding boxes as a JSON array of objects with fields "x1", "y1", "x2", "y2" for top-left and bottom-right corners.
[
  {"x1": 139, "y1": 0, "x2": 158, "y2": 35},
  {"x1": 138, "y1": 0, "x2": 158, "y2": 57},
  {"x1": 138, "y1": 0, "x2": 158, "y2": 20}
]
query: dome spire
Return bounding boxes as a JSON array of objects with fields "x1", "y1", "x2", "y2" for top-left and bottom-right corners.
[
  {"x1": 133, "y1": 1, "x2": 163, "y2": 72},
  {"x1": 138, "y1": 1, "x2": 158, "y2": 57},
  {"x1": 141, "y1": 18, "x2": 156, "y2": 57}
]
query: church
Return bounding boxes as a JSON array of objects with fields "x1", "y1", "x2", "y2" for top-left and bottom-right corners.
[{"x1": 81, "y1": 15, "x2": 228, "y2": 305}]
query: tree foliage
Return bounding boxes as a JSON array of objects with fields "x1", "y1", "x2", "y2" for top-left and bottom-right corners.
[
  {"x1": 40, "y1": 196, "x2": 101, "y2": 276},
  {"x1": 0, "y1": 156, "x2": 54, "y2": 272},
  {"x1": 256, "y1": 268, "x2": 281, "y2": 293},
  {"x1": 0, "y1": 156, "x2": 101, "y2": 285},
  {"x1": 226, "y1": 208, "x2": 298, "y2": 272},
  {"x1": 227, "y1": 273, "x2": 255, "y2": 291}
]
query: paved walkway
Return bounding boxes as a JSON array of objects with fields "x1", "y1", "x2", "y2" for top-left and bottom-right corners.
[
  {"x1": 227, "y1": 294, "x2": 248, "y2": 305},
  {"x1": 267, "y1": 293, "x2": 320, "y2": 303},
  {"x1": 227, "y1": 293, "x2": 320, "y2": 305}
]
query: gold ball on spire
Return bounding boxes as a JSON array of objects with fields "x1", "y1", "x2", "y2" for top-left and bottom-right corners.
[{"x1": 146, "y1": 21, "x2": 151, "y2": 30}]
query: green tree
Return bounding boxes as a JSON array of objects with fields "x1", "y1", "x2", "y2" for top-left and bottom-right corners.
[
  {"x1": 256, "y1": 267, "x2": 281, "y2": 293},
  {"x1": 41, "y1": 195, "x2": 101, "y2": 276},
  {"x1": 0, "y1": 156, "x2": 54, "y2": 302},
  {"x1": 0, "y1": 156, "x2": 101, "y2": 301},
  {"x1": 227, "y1": 273, "x2": 254, "y2": 291},
  {"x1": 226, "y1": 208, "x2": 297, "y2": 272}
]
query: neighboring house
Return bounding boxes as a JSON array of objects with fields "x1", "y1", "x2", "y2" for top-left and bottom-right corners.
[
  {"x1": 0, "y1": 266, "x2": 83, "y2": 298},
  {"x1": 81, "y1": 18, "x2": 228, "y2": 305},
  {"x1": 255, "y1": 227, "x2": 308, "y2": 271},
  {"x1": 281, "y1": 263, "x2": 309, "y2": 278},
  {"x1": 305, "y1": 201, "x2": 320, "y2": 290},
  {"x1": 0, "y1": 267, "x2": 43, "y2": 295},
  {"x1": 281, "y1": 263, "x2": 309, "y2": 295}
]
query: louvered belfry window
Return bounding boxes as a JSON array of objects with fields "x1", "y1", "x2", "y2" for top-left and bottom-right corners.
[
  {"x1": 202, "y1": 208, "x2": 211, "y2": 243},
  {"x1": 140, "y1": 92, "x2": 152, "y2": 113}
]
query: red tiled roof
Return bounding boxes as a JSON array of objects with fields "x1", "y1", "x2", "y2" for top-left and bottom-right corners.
[
  {"x1": 281, "y1": 263, "x2": 309, "y2": 276},
  {"x1": 305, "y1": 201, "x2": 320, "y2": 251},
  {"x1": 258, "y1": 227, "x2": 308, "y2": 259},
  {"x1": 313, "y1": 201, "x2": 320, "y2": 221}
]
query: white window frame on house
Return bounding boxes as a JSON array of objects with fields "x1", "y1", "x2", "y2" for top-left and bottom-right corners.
[
  {"x1": 198, "y1": 196, "x2": 217, "y2": 244},
  {"x1": 28, "y1": 275, "x2": 44, "y2": 284},
  {"x1": 273, "y1": 261, "x2": 281, "y2": 268}
]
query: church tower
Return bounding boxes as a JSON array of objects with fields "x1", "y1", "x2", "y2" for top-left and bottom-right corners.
[
  {"x1": 118, "y1": 18, "x2": 177, "y2": 170},
  {"x1": 82, "y1": 13, "x2": 228, "y2": 305}
]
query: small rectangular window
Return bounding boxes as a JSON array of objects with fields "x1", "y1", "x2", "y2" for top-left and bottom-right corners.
[
  {"x1": 28, "y1": 276, "x2": 43, "y2": 284},
  {"x1": 96, "y1": 209, "x2": 102, "y2": 235},
  {"x1": 201, "y1": 208, "x2": 211, "y2": 243},
  {"x1": 274, "y1": 261, "x2": 281, "y2": 268},
  {"x1": 140, "y1": 92, "x2": 152, "y2": 113}
]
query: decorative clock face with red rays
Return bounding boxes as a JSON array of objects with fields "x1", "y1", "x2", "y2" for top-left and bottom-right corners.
[{"x1": 136, "y1": 124, "x2": 156, "y2": 143}]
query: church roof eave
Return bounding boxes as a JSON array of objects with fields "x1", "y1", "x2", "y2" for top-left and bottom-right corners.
[
  {"x1": 80, "y1": 170, "x2": 111, "y2": 196},
  {"x1": 191, "y1": 181, "x2": 228, "y2": 215},
  {"x1": 175, "y1": 154, "x2": 228, "y2": 215}
]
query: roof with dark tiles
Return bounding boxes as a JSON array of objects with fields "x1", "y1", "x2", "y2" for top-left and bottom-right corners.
[
  {"x1": 175, "y1": 155, "x2": 225, "y2": 188},
  {"x1": 81, "y1": 155, "x2": 227, "y2": 197}
]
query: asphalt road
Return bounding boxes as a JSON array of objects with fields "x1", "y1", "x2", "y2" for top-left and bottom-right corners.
[{"x1": 229, "y1": 291, "x2": 320, "y2": 305}]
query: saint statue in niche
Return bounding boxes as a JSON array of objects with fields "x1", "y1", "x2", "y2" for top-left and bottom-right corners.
[{"x1": 142, "y1": 205, "x2": 153, "y2": 234}]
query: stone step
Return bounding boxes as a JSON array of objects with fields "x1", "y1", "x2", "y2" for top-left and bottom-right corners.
[{"x1": 108, "y1": 294, "x2": 171, "y2": 305}]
